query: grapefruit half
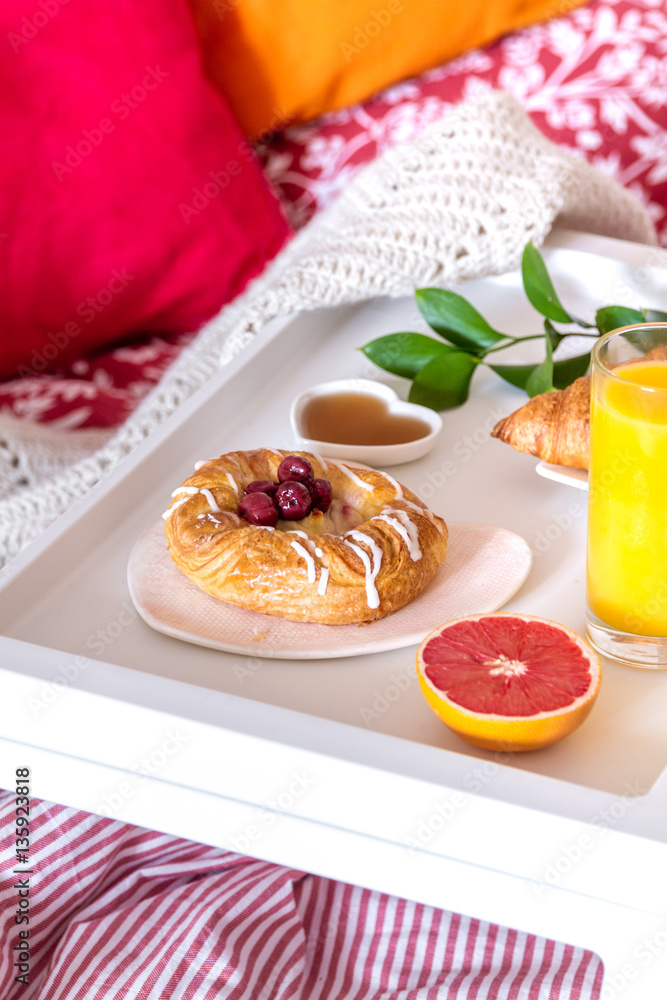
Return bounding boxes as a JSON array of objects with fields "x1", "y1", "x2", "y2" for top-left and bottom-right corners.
[{"x1": 416, "y1": 613, "x2": 601, "y2": 752}]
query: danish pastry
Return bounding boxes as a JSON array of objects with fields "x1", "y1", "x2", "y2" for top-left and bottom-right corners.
[{"x1": 163, "y1": 448, "x2": 448, "y2": 624}]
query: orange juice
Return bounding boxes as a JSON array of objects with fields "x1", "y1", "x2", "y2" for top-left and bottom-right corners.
[{"x1": 587, "y1": 359, "x2": 667, "y2": 636}]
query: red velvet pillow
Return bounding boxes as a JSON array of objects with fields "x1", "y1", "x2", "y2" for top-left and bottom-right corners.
[{"x1": 0, "y1": 0, "x2": 291, "y2": 380}]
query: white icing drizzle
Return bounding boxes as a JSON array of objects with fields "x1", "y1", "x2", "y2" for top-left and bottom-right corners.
[
  {"x1": 392, "y1": 510, "x2": 422, "y2": 559},
  {"x1": 290, "y1": 541, "x2": 316, "y2": 583},
  {"x1": 194, "y1": 460, "x2": 208, "y2": 470},
  {"x1": 225, "y1": 472, "x2": 238, "y2": 494},
  {"x1": 200, "y1": 488, "x2": 220, "y2": 513},
  {"x1": 400, "y1": 497, "x2": 440, "y2": 528},
  {"x1": 162, "y1": 496, "x2": 190, "y2": 519},
  {"x1": 345, "y1": 531, "x2": 383, "y2": 609},
  {"x1": 381, "y1": 472, "x2": 403, "y2": 499},
  {"x1": 328, "y1": 460, "x2": 374, "y2": 492},
  {"x1": 375, "y1": 510, "x2": 422, "y2": 561},
  {"x1": 287, "y1": 529, "x2": 330, "y2": 593},
  {"x1": 165, "y1": 484, "x2": 223, "y2": 518}
]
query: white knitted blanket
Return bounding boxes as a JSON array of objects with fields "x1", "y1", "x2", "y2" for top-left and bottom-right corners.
[{"x1": 0, "y1": 92, "x2": 655, "y2": 568}]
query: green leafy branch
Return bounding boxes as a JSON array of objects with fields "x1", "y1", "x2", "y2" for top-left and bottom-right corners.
[{"x1": 361, "y1": 243, "x2": 667, "y2": 410}]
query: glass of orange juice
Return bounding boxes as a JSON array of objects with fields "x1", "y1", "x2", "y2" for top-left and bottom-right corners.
[{"x1": 586, "y1": 323, "x2": 667, "y2": 667}]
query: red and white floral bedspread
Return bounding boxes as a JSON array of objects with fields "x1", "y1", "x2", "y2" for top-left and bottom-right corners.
[
  {"x1": 257, "y1": 0, "x2": 667, "y2": 234},
  {"x1": 1, "y1": 0, "x2": 664, "y2": 432}
]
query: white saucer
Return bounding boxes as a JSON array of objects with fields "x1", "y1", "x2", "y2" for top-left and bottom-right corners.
[
  {"x1": 127, "y1": 520, "x2": 532, "y2": 660},
  {"x1": 536, "y1": 461, "x2": 589, "y2": 490}
]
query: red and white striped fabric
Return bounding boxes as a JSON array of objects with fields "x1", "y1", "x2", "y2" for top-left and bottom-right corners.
[{"x1": 0, "y1": 792, "x2": 603, "y2": 998}]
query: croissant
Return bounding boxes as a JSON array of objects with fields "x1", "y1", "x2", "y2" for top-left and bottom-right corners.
[
  {"x1": 491, "y1": 376, "x2": 590, "y2": 470},
  {"x1": 491, "y1": 346, "x2": 667, "y2": 470},
  {"x1": 163, "y1": 448, "x2": 448, "y2": 625}
]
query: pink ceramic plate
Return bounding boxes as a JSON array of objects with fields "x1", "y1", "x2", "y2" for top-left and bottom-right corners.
[{"x1": 128, "y1": 520, "x2": 532, "y2": 660}]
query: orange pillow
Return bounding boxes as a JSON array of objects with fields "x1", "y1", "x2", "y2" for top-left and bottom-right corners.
[{"x1": 187, "y1": 0, "x2": 588, "y2": 137}]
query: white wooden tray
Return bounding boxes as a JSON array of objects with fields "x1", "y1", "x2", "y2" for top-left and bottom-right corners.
[{"x1": 2, "y1": 230, "x2": 667, "y2": 997}]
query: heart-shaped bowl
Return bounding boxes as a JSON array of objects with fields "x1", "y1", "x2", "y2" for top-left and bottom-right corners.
[{"x1": 290, "y1": 378, "x2": 442, "y2": 467}]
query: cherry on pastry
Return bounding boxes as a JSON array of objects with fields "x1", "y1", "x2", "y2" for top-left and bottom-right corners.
[
  {"x1": 275, "y1": 480, "x2": 312, "y2": 519},
  {"x1": 308, "y1": 478, "x2": 333, "y2": 512},
  {"x1": 277, "y1": 455, "x2": 313, "y2": 484},
  {"x1": 238, "y1": 492, "x2": 279, "y2": 527},
  {"x1": 244, "y1": 479, "x2": 278, "y2": 498}
]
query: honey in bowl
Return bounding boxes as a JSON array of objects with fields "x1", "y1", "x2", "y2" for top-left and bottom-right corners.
[{"x1": 301, "y1": 392, "x2": 432, "y2": 446}]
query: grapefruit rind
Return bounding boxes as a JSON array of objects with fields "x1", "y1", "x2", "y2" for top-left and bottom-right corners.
[{"x1": 416, "y1": 613, "x2": 602, "y2": 752}]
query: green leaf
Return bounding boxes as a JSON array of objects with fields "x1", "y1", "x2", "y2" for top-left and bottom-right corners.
[
  {"x1": 488, "y1": 361, "x2": 540, "y2": 391},
  {"x1": 552, "y1": 351, "x2": 591, "y2": 389},
  {"x1": 490, "y1": 349, "x2": 590, "y2": 393},
  {"x1": 408, "y1": 351, "x2": 478, "y2": 410},
  {"x1": 526, "y1": 363, "x2": 555, "y2": 397},
  {"x1": 522, "y1": 243, "x2": 573, "y2": 324},
  {"x1": 644, "y1": 309, "x2": 667, "y2": 324},
  {"x1": 595, "y1": 305, "x2": 645, "y2": 335},
  {"x1": 361, "y1": 333, "x2": 452, "y2": 379},
  {"x1": 544, "y1": 319, "x2": 566, "y2": 351},
  {"x1": 415, "y1": 288, "x2": 507, "y2": 352},
  {"x1": 525, "y1": 333, "x2": 555, "y2": 397}
]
